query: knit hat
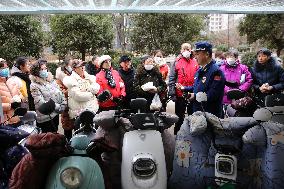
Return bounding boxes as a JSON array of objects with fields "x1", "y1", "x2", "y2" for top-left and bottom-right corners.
[
  {"x1": 119, "y1": 55, "x2": 131, "y2": 63},
  {"x1": 98, "y1": 55, "x2": 112, "y2": 67},
  {"x1": 257, "y1": 48, "x2": 271, "y2": 57}
]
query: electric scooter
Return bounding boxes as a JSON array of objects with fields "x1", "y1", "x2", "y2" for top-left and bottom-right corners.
[
  {"x1": 169, "y1": 92, "x2": 284, "y2": 189},
  {"x1": 37, "y1": 99, "x2": 105, "y2": 189},
  {"x1": 94, "y1": 98, "x2": 178, "y2": 189}
]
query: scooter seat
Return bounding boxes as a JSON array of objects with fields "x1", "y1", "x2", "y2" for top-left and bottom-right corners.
[{"x1": 205, "y1": 112, "x2": 258, "y2": 131}]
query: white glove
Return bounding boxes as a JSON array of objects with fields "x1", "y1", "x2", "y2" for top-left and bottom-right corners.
[
  {"x1": 196, "y1": 92, "x2": 207, "y2": 103},
  {"x1": 11, "y1": 95, "x2": 21, "y2": 103},
  {"x1": 119, "y1": 82, "x2": 125, "y2": 88}
]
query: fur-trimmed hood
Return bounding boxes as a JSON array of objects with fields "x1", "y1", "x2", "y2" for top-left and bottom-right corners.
[{"x1": 253, "y1": 57, "x2": 276, "y2": 72}]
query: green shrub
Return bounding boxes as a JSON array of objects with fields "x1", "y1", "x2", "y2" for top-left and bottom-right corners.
[
  {"x1": 100, "y1": 49, "x2": 141, "y2": 69},
  {"x1": 216, "y1": 44, "x2": 229, "y2": 52},
  {"x1": 47, "y1": 62, "x2": 60, "y2": 76},
  {"x1": 241, "y1": 52, "x2": 256, "y2": 68}
]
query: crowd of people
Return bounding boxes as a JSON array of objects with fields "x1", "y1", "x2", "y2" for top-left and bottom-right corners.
[{"x1": 1, "y1": 41, "x2": 284, "y2": 138}]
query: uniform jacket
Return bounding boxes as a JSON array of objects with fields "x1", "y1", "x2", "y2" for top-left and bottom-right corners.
[
  {"x1": 133, "y1": 65, "x2": 167, "y2": 107},
  {"x1": 192, "y1": 60, "x2": 225, "y2": 117},
  {"x1": 251, "y1": 58, "x2": 284, "y2": 104},
  {"x1": 30, "y1": 73, "x2": 66, "y2": 123},
  {"x1": 63, "y1": 71, "x2": 100, "y2": 119},
  {"x1": 96, "y1": 68, "x2": 126, "y2": 109},
  {"x1": 168, "y1": 56, "x2": 199, "y2": 98},
  {"x1": 0, "y1": 77, "x2": 21, "y2": 124},
  {"x1": 55, "y1": 67, "x2": 74, "y2": 130},
  {"x1": 220, "y1": 61, "x2": 253, "y2": 104}
]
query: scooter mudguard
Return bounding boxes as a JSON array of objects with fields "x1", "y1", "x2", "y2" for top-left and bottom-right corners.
[
  {"x1": 45, "y1": 156, "x2": 105, "y2": 189},
  {"x1": 121, "y1": 130, "x2": 167, "y2": 189}
]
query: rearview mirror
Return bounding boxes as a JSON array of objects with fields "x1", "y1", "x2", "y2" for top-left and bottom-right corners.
[{"x1": 130, "y1": 98, "x2": 148, "y2": 112}]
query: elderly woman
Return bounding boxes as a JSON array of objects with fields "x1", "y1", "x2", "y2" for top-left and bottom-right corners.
[
  {"x1": 30, "y1": 59, "x2": 66, "y2": 133},
  {"x1": 133, "y1": 55, "x2": 167, "y2": 111},
  {"x1": 251, "y1": 48, "x2": 284, "y2": 106},
  {"x1": 63, "y1": 59, "x2": 100, "y2": 122},
  {"x1": 220, "y1": 50, "x2": 253, "y2": 105},
  {"x1": 55, "y1": 57, "x2": 74, "y2": 140},
  {"x1": 96, "y1": 55, "x2": 126, "y2": 111},
  {"x1": 0, "y1": 59, "x2": 23, "y2": 126}
]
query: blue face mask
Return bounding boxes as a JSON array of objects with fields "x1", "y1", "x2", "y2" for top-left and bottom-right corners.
[
  {"x1": 39, "y1": 70, "x2": 48, "y2": 79},
  {"x1": 0, "y1": 68, "x2": 9, "y2": 77}
]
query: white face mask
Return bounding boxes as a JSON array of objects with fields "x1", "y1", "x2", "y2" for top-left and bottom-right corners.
[
  {"x1": 154, "y1": 57, "x2": 162, "y2": 64},
  {"x1": 144, "y1": 64, "x2": 154, "y2": 70},
  {"x1": 182, "y1": 51, "x2": 191, "y2": 58},
  {"x1": 227, "y1": 58, "x2": 236, "y2": 65}
]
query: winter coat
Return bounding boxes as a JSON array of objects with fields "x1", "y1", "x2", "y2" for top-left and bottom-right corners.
[
  {"x1": 85, "y1": 62, "x2": 100, "y2": 76},
  {"x1": 251, "y1": 58, "x2": 284, "y2": 104},
  {"x1": 9, "y1": 133, "x2": 72, "y2": 189},
  {"x1": 159, "y1": 62, "x2": 170, "y2": 83},
  {"x1": 96, "y1": 68, "x2": 126, "y2": 109},
  {"x1": 63, "y1": 71, "x2": 100, "y2": 119},
  {"x1": 168, "y1": 56, "x2": 199, "y2": 98},
  {"x1": 192, "y1": 61, "x2": 225, "y2": 118},
  {"x1": 55, "y1": 67, "x2": 74, "y2": 130},
  {"x1": 8, "y1": 66, "x2": 35, "y2": 111},
  {"x1": 118, "y1": 67, "x2": 136, "y2": 108},
  {"x1": 0, "y1": 77, "x2": 22, "y2": 124},
  {"x1": 133, "y1": 65, "x2": 167, "y2": 108},
  {"x1": 220, "y1": 61, "x2": 253, "y2": 104},
  {"x1": 30, "y1": 73, "x2": 66, "y2": 123}
]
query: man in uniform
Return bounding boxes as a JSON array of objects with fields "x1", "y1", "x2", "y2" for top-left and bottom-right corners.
[{"x1": 188, "y1": 41, "x2": 225, "y2": 117}]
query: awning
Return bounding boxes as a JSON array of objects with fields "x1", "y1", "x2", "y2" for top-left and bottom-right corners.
[{"x1": 0, "y1": 0, "x2": 283, "y2": 14}]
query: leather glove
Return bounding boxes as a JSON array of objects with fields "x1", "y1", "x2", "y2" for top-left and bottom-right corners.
[
  {"x1": 225, "y1": 80, "x2": 238, "y2": 88},
  {"x1": 97, "y1": 90, "x2": 112, "y2": 102},
  {"x1": 11, "y1": 102, "x2": 21, "y2": 110}
]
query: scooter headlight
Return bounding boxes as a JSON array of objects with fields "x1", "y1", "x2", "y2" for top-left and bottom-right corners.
[
  {"x1": 60, "y1": 167, "x2": 83, "y2": 189},
  {"x1": 133, "y1": 158, "x2": 156, "y2": 178}
]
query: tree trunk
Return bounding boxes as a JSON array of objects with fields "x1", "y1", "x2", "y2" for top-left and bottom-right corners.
[
  {"x1": 81, "y1": 49, "x2": 86, "y2": 61},
  {"x1": 276, "y1": 48, "x2": 282, "y2": 57}
]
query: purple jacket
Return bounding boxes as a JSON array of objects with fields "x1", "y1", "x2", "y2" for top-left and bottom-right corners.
[{"x1": 220, "y1": 61, "x2": 253, "y2": 104}]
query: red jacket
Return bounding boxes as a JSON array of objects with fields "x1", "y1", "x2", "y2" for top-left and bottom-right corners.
[
  {"x1": 96, "y1": 68, "x2": 126, "y2": 108},
  {"x1": 174, "y1": 57, "x2": 199, "y2": 97},
  {"x1": 159, "y1": 64, "x2": 169, "y2": 81}
]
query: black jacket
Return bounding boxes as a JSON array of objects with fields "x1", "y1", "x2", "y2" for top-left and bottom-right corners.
[
  {"x1": 251, "y1": 58, "x2": 284, "y2": 104},
  {"x1": 118, "y1": 68, "x2": 136, "y2": 105},
  {"x1": 133, "y1": 65, "x2": 167, "y2": 109}
]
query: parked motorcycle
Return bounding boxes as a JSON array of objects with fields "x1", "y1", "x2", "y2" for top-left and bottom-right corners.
[
  {"x1": 0, "y1": 107, "x2": 38, "y2": 189},
  {"x1": 169, "y1": 92, "x2": 284, "y2": 189},
  {"x1": 36, "y1": 99, "x2": 105, "y2": 189},
  {"x1": 94, "y1": 98, "x2": 178, "y2": 189}
]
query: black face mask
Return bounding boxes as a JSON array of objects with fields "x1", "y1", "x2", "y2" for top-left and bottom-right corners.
[{"x1": 105, "y1": 69, "x2": 116, "y2": 88}]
